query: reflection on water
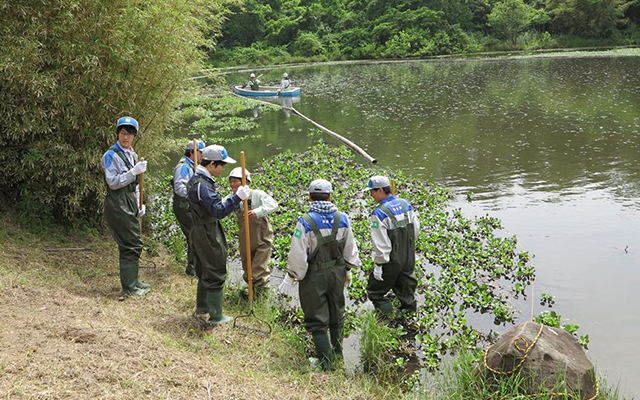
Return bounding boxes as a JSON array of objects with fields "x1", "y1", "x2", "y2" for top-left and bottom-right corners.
[{"x1": 209, "y1": 57, "x2": 640, "y2": 397}]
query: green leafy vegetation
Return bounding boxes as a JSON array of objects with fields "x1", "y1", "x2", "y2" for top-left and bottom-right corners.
[
  {"x1": 149, "y1": 140, "x2": 589, "y2": 373},
  {"x1": 211, "y1": 0, "x2": 640, "y2": 66},
  {"x1": 0, "y1": 0, "x2": 231, "y2": 227},
  {"x1": 176, "y1": 93, "x2": 273, "y2": 139}
]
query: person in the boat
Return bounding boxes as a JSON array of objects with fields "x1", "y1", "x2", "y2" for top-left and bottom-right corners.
[
  {"x1": 244, "y1": 73, "x2": 260, "y2": 91},
  {"x1": 278, "y1": 72, "x2": 291, "y2": 93}
]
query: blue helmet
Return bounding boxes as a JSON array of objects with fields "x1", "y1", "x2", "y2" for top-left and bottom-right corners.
[{"x1": 116, "y1": 116, "x2": 139, "y2": 133}]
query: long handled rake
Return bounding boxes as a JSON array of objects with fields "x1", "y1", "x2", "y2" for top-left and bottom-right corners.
[{"x1": 233, "y1": 151, "x2": 272, "y2": 335}]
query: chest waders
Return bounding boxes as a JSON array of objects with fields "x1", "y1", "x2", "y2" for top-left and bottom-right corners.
[
  {"x1": 235, "y1": 199, "x2": 273, "y2": 291},
  {"x1": 299, "y1": 212, "x2": 347, "y2": 370},
  {"x1": 172, "y1": 161, "x2": 195, "y2": 275},
  {"x1": 366, "y1": 201, "x2": 417, "y2": 317},
  {"x1": 104, "y1": 147, "x2": 144, "y2": 294},
  {"x1": 188, "y1": 175, "x2": 233, "y2": 327}
]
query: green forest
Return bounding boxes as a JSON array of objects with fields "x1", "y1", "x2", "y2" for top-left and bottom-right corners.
[{"x1": 212, "y1": 0, "x2": 640, "y2": 65}]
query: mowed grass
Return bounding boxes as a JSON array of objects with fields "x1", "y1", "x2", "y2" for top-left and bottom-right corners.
[{"x1": 0, "y1": 211, "x2": 403, "y2": 400}]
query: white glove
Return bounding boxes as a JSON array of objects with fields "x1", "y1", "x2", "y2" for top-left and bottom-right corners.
[
  {"x1": 278, "y1": 274, "x2": 296, "y2": 296},
  {"x1": 373, "y1": 265, "x2": 384, "y2": 281},
  {"x1": 345, "y1": 270, "x2": 352, "y2": 287},
  {"x1": 236, "y1": 185, "x2": 251, "y2": 201},
  {"x1": 138, "y1": 204, "x2": 146, "y2": 218},
  {"x1": 131, "y1": 160, "x2": 147, "y2": 176}
]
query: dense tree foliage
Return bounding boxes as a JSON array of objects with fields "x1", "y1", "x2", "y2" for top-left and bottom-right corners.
[
  {"x1": 0, "y1": 0, "x2": 230, "y2": 227},
  {"x1": 213, "y1": 0, "x2": 640, "y2": 65}
]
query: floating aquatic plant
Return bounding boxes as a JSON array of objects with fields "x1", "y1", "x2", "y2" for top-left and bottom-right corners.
[{"x1": 149, "y1": 139, "x2": 586, "y2": 370}]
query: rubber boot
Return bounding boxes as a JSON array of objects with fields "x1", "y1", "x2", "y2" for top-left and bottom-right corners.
[
  {"x1": 135, "y1": 279, "x2": 151, "y2": 289},
  {"x1": 120, "y1": 263, "x2": 141, "y2": 295},
  {"x1": 195, "y1": 279, "x2": 208, "y2": 314},
  {"x1": 330, "y1": 327, "x2": 344, "y2": 360},
  {"x1": 206, "y1": 289, "x2": 233, "y2": 328},
  {"x1": 375, "y1": 301, "x2": 395, "y2": 321},
  {"x1": 312, "y1": 331, "x2": 334, "y2": 371}
]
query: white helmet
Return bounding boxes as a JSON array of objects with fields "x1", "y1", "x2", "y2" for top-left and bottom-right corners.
[
  {"x1": 228, "y1": 167, "x2": 251, "y2": 182},
  {"x1": 250, "y1": 73, "x2": 256, "y2": 78},
  {"x1": 283, "y1": 73, "x2": 289, "y2": 78}
]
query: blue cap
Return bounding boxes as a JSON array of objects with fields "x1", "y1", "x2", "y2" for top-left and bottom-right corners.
[
  {"x1": 116, "y1": 116, "x2": 139, "y2": 133},
  {"x1": 186, "y1": 140, "x2": 206, "y2": 152},
  {"x1": 362, "y1": 176, "x2": 390, "y2": 192},
  {"x1": 201, "y1": 145, "x2": 236, "y2": 163}
]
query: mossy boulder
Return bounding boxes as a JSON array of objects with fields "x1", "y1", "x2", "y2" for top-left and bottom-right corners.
[{"x1": 484, "y1": 321, "x2": 596, "y2": 399}]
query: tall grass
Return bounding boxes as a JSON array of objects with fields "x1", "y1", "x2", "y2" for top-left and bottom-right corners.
[{"x1": 357, "y1": 310, "x2": 405, "y2": 381}]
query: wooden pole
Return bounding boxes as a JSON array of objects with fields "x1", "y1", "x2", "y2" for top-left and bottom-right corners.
[
  {"x1": 290, "y1": 107, "x2": 377, "y2": 164},
  {"x1": 391, "y1": 179, "x2": 396, "y2": 195},
  {"x1": 229, "y1": 94, "x2": 377, "y2": 164},
  {"x1": 192, "y1": 139, "x2": 198, "y2": 171},
  {"x1": 240, "y1": 151, "x2": 253, "y2": 305}
]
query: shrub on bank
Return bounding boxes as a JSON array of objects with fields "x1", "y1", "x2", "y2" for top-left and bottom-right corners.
[{"x1": 0, "y1": 0, "x2": 227, "y2": 227}]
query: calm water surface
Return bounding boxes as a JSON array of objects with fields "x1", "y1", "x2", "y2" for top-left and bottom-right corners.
[{"x1": 214, "y1": 57, "x2": 640, "y2": 397}]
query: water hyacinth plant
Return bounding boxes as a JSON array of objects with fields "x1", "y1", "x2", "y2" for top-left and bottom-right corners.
[
  {"x1": 177, "y1": 93, "x2": 273, "y2": 139},
  {"x1": 247, "y1": 141, "x2": 536, "y2": 367},
  {"x1": 149, "y1": 140, "x2": 543, "y2": 368}
]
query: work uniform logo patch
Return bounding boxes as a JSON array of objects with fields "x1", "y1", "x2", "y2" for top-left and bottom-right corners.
[
  {"x1": 371, "y1": 221, "x2": 379, "y2": 229},
  {"x1": 293, "y1": 228, "x2": 302, "y2": 238}
]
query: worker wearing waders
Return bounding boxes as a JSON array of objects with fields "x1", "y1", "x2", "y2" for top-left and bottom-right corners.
[
  {"x1": 187, "y1": 145, "x2": 250, "y2": 327},
  {"x1": 279, "y1": 179, "x2": 361, "y2": 370},
  {"x1": 364, "y1": 176, "x2": 420, "y2": 318},
  {"x1": 227, "y1": 167, "x2": 278, "y2": 296},
  {"x1": 172, "y1": 140, "x2": 205, "y2": 276},
  {"x1": 101, "y1": 116, "x2": 150, "y2": 296}
]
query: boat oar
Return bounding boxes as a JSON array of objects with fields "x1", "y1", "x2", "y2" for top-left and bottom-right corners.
[{"x1": 233, "y1": 151, "x2": 272, "y2": 336}]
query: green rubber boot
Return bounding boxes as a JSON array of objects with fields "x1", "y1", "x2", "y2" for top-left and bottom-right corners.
[
  {"x1": 375, "y1": 301, "x2": 395, "y2": 321},
  {"x1": 195, "y1": 279, "x2": 208, "y2": 315},
  {"x1": 135, "y1": 280, "x2": 151, "y2": 289},
  {"x1": 312, "y1": 332, "x2": 334, "y2": 371},
  {"x1": 206, "y1": 289, "x2": 233, "y2": 328},
  {"x1": 330, "y1": 327, "x2": 344, "y2": 360},
  {"x1": 120, "y1": 262, "x2": 138, "y2": 294}
]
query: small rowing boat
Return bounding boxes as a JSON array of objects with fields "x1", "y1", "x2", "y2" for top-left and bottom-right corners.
[{"x1": 234, "y1": 85, "x2": 301, "y2": 97}]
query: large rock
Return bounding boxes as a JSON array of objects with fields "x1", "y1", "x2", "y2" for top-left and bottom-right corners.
[{"x1": 483, "y1": 321, "x2": 596, "y2": 399}]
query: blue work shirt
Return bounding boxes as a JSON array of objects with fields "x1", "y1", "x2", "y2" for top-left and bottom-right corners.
[{"x1": 187, "y1": 165, "x2": 240, "y2": 219}]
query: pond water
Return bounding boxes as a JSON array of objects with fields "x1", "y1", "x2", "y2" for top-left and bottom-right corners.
[{"x1": 208, "y1": 56, "x2": 640, "y2": 397}]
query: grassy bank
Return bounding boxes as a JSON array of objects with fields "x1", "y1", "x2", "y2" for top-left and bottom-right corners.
[{"x1": 0, "y1": 209, "x2": 400, "y2": 399}]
